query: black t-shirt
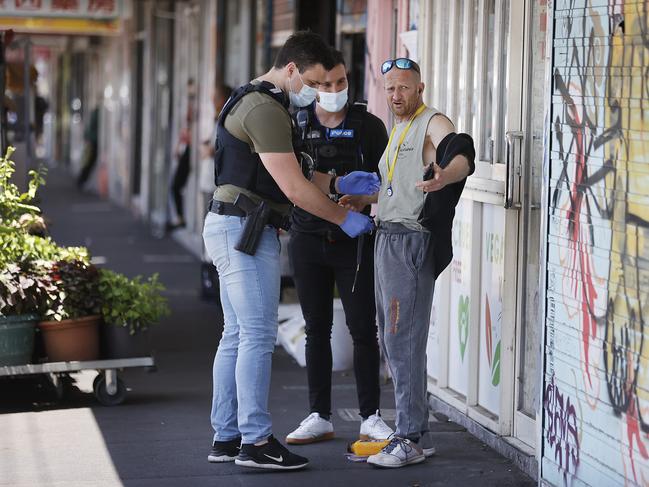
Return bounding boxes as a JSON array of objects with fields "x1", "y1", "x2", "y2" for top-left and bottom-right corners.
[{"x1": 291, "y1": 104, "x2": 388, "y2": 236}]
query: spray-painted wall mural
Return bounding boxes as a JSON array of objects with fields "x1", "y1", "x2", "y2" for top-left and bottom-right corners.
[{"x1": 545, "y1": 1, "x2": 649, "y2": 485}]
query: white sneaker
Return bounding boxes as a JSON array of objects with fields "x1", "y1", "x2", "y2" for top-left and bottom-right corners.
[
  {"x1": 367, "y1": 437, "x2": 425, "y2": 468},
  {"x1": 286, "y1": 412, "x2": 334, "y2": 445},
  {"x1": 360, "y1": 410, "x2": 394, "y2": 440}
]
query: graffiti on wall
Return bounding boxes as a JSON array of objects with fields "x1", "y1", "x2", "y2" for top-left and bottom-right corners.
[
  {"x1": 546, "y1": 0, "x2": 649, "y2": 484},
  {"x1": 545, "y1": 374, "x2": 581, "y2": 481}
]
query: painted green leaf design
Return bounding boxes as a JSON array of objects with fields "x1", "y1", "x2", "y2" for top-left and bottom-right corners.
[
  {"x1": 491, "y1": 340, "x2": 501, "y2": 386},
  {"x1": 458, "y1": 295, "x2": 469, "y2": 361}
]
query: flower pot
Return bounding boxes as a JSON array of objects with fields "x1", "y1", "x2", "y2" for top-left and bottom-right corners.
[
  {"x1": 0, "y1": 314, "x2": 38, "y2": 366},
  {"x1": 100, "y1": 322, "x2": 151, "y2": 359},
  {"x1": 38, "y1": 315, "x2": 101, "y2": 362}
]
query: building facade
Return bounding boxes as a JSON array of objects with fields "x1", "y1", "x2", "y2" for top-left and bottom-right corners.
[
  {"x1": 374, "y1": 0, "x2": 648, "y2": 485},
  {"x1": 3, "y1": 1, "x2": 648, "y2": 484}
]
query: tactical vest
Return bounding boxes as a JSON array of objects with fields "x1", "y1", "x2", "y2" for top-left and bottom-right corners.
[
  {"x1": 292, "y1": 101, "x2": 367, "y2": 177},
  {"x1": 213, "y1": 81, "x2": 290, "y2": 204},
  {"x1": 290, "y1": 102, "x2": 368, "y2": 236}
]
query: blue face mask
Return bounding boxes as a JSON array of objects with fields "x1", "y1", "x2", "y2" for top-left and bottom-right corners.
[{"x1": 289, "y1": 70, "x2": 318, "y2": 107}]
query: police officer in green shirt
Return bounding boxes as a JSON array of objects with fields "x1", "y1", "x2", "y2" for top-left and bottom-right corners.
[{"x1": 203, "y1": 32, "x2": 379, "y2": 471}]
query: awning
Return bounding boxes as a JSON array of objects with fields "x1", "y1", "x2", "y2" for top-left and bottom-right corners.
[{"x1": 0, "y1": 0, "x2": 123, "y2": 35}]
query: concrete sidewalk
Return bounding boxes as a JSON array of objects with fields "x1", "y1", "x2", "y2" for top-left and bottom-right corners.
[{"x1": 0, "y1": 168, "x2": 534, "y2": 487}]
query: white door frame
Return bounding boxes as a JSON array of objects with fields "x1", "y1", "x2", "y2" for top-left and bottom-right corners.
[{"x1": 422, "y1": 0, "x2": 532, "y2": 441}]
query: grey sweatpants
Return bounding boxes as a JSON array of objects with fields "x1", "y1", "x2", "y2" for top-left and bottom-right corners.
[{"x1": 374, "y1": 222, "x2": 435, "y2": 440}]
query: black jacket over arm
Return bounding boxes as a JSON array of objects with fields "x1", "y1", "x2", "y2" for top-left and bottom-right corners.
[{"x1": 418, "y1": 132, "x2": 476, "y2": 279}]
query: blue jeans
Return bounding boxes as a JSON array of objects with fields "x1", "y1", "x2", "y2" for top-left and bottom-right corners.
[{"x1": 202, "y1": 213, "x2": 281, "y2": 444}]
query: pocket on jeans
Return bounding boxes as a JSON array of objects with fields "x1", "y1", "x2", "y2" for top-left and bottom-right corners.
[
  {"x1": 213, "y1": 232, "x2": 231, "y2": 274},
  {"x1": 203, "y1": 220, "x2": 230, "y2": 273}
]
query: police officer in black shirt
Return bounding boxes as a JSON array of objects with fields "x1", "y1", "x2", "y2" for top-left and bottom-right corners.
[{"x1": 286, "y1": 49, "x2": 394, "y2": 445}]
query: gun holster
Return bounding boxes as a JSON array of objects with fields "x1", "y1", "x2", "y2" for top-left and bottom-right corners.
[{"x1": 233, "y1": 194, "x2": 272, "y2": 255}]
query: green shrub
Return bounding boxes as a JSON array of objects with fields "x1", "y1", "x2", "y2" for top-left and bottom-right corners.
[
  {"x1": 0, "y1": 147, "x2": 169, "y2": 332},
  {"x1": 98, "y1": 269, "x2": 170, "y2": 335},
  {"x1": 0, "y1": 232, "x2": 89, "y2": 268},
  {"x1": 0, "y1": 146, "x2": 47, "y2": 233}
]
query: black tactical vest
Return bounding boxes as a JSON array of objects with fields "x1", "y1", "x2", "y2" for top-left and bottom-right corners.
[
  {"x1": 290, "y1": 102, "x2": 368, "y2": 236},
  {"x1": 292, "y1": 101, "x2": 367, "y2": 178},
  {"x1": 213, "y1": 81, "x2": 290, "y2": 204}
]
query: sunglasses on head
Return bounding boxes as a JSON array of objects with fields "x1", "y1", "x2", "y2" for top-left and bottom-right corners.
[{"x1": 381, "y1": 58, "x2": 421, "y2": 75}]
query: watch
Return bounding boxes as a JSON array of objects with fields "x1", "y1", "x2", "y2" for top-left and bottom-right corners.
[{"x1": 329, "y1": 176, "x2": 338, "y2": 195}]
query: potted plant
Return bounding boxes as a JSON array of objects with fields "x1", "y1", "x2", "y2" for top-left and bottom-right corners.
[
  {"x1": 0, "y1": 261, "x2": 56, "y2": 365},
  {"x1": 98, "y1": 269, "x2": 169, "y2": 359},
  {"x1": 0, "y1": 146, "x2": 51, "y2": 366},
  {"x1": 37, "y1": 259, "x2": 103, "y2": 362}
]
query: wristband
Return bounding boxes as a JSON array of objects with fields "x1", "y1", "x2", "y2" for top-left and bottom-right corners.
[{"x1": 329, "y1": 176, "x2": 338, "y2": 195}]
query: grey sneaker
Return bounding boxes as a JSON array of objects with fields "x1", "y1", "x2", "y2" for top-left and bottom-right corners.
[{"x1": 367, "y1": 437, "x2": 425, "y2": 468}]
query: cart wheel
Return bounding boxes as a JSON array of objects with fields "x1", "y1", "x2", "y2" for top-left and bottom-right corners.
[
  {"x1": 94, "y1": 376, "x2": 127, "y2": 406},
  {"x1": 92, "y1": 373, "x2": 103, "y2": 394}
]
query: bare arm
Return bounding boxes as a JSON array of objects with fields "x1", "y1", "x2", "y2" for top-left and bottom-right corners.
[
  {"x1": 417, "y1": 114, "x2": 471, "y2": 192},
  {"x1": 311, "y1": 171, "x2": 335, "y2": 194},
  {"x1": 338, "y1": 193, "x2": 378, "y2": 212},
  {"x1": 260, "y1": 152, "x2": 348, "y2": 225}
]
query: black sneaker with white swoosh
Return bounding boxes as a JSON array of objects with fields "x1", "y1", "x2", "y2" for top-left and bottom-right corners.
[{"x1": 235, "y1": 435, "x2": 309, "y2": 470}]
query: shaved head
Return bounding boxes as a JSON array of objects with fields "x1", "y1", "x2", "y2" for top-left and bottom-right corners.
[{"x1": 383, "y1": 67, "x2": 425, "y2": 121}]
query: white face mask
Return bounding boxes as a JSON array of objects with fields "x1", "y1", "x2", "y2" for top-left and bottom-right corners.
[
  {"x1": 289, "y1": 70, "x2": 318, "y2": 107},
  {"x1": 317, "y1": 87, "x2": 348, "y2": 113}
]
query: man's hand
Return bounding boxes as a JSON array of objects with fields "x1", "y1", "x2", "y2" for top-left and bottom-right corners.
[
  {"x1": 337, "y1": 171, "x2": 381, "y2": 195},
  {"x1": 339, "y1": 194, "x2": 375, "y2": 212},
  {"x1": 339, "y1": 211, "x2": 374, "y2": 237},
  {"x1": 416, "y1": 163, "x2": 448, "y2": 192}
]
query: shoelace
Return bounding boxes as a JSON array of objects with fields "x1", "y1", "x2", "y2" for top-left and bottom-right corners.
[
  {"x1": 383, "y1": 437, "x2": 404, "y2": 455},
  {"x1": 384, "y1": 438, "x2": 416, "y2": 456}
]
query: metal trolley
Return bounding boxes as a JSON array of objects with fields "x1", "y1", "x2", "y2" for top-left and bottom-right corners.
[{"x1": 0, "y1": 357, "x2": 155, "y2": 406}]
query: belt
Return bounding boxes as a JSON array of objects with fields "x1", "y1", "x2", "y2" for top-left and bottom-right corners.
[
  {"x1": 208, "y1": 199, "x2": 290, "y2": 230},
  {"x1": 208, "y1": 200, "x2": 246, "y2": 218}
]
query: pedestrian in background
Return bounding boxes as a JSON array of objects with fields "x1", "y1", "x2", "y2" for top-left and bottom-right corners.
[
  {"x1": 168, "y1": 79, "x2": 197, "y2": 231},
  {"x1": 76, "y1": 103, "x2": 99, "y2": 189}
]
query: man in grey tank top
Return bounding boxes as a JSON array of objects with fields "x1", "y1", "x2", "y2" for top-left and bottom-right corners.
[{"x1": 341, "y1": 58, "x2": 474, "y2": 468}]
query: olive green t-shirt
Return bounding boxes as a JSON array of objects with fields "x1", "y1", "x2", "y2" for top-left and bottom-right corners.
[{"x1": 213, "y1": 81, "x2": 293, "y2": 215}]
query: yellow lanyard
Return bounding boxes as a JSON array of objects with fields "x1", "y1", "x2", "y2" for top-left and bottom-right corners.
[{"x1": 385, "y1": 104, "x2": 427, "y2": 194}]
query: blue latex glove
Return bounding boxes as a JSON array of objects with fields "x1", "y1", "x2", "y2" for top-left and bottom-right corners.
[
  {"x1": 337, "y1": 171, "x2": 381, "y2": 195},
  {"x1": 340, "y1": 211, "x2": 374, "y2": 238}
]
